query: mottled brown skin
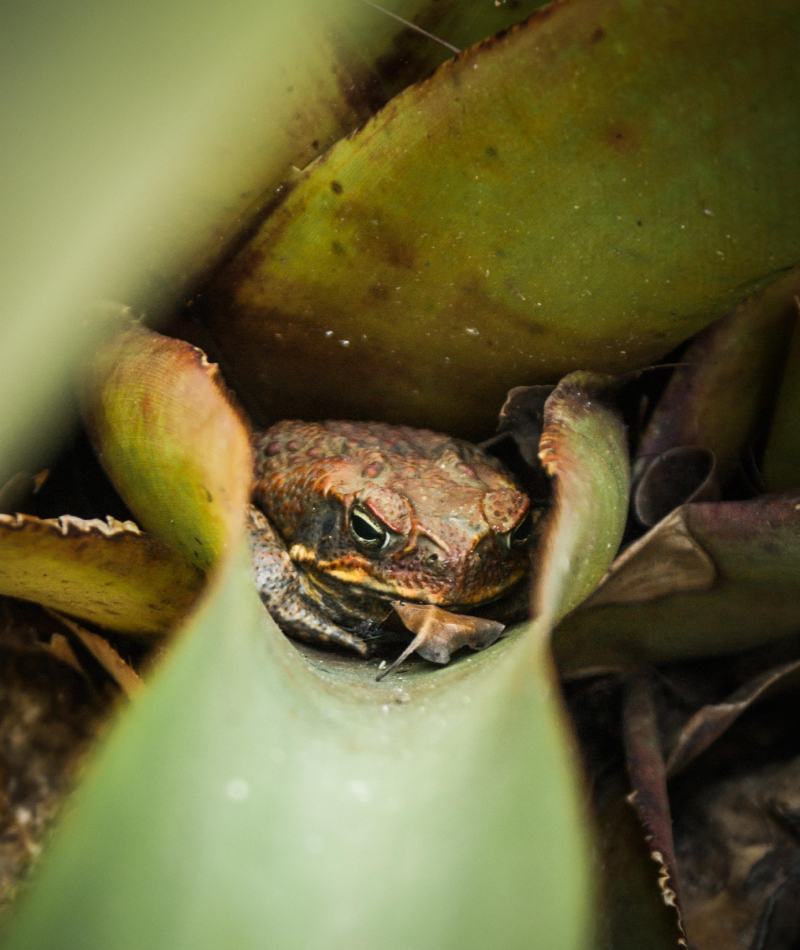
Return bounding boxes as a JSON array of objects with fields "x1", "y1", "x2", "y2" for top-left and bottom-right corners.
[{"x1": 249, "y1": 420, "x2": 536, "y2": 656}]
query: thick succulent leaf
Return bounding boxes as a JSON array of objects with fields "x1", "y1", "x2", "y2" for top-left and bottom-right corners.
[
  {"x1": 0, "y1": 513, "x2": 201, "y2": 635},
  {"x1": 338, "y1": 0, "x2": 552, "y2": 104},
  {"x1": 763, "y1": 301, "x2": 800, "y2": 491},
  {"x1": 0, "y1": 551, "x2": 593, "y2": 950},
  {"x1": 634, "y1": 269, "x2": 800, "y2": 486},
  {"x1": 534, "y1": 373, "x2": 630, "y2": 623},
  {"x1": 196, "y1": 0, "x2": 800, "y2": 436},
  {"x1": 555, "y1": 495, "x2": 800, "y2": 675},
  {"x1": 82, "y1": 324, "x2": 252, "y2": 571}
]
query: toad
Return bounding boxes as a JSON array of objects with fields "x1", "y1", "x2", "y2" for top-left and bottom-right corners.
[{"x1": 248, "y1": 420, "x2": 538, "y2": 657}]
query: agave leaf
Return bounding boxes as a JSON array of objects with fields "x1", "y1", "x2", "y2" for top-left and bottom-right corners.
[
  {"x1": 555, "y1": 495, "x2": 800, "y2": 675},
  {"x1": 1, "y1": 549, "x2": 595, "y2": 950},
  {"x1": 0, "y1": 368, "x2": 632, "y2": 949},
  {"x1": 0, "y1": 513, "x2": 201, "y2": 635},
  {"x1": 196, "y1": 0, "x2": 800, "y2": 436},
  {"x1": 81, "y1": 324, "x2": 252, "y2": 571}
]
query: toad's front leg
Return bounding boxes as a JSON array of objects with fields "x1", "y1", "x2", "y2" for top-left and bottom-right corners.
[{"x1": 247, "y1": 505, "x2": 369, "y2": 656}]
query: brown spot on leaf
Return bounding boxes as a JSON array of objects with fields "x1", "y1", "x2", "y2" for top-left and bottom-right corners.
[
  {"x1": 369, "y1": 284, "x2": 389, "y2": 300},
  {"x1": 606, "y1": 122, "x2": 637, "y2": 153}
]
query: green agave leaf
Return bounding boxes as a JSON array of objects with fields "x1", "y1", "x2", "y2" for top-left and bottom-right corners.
[
  {"x1": 1, "y1": 370, "x2": 631, "y2": 949},
  {"x1": 196, "y1": 0, "x2": 800, "y2": 437},
  {"x1": 82, "y1": 324, "x2": 252, "y2": 571},
  {"x1": 0, "y1": 554, "x2": 591, "y2": 950},
  {"x1": 535, "y1": 373, "x2": 629, "y2": 622},
  {"x1": 0, "y1": 513, "x2": 201, "y2": 635},
  {"x1": 554, "y1": 495, "x2": 800, "y2": 675}
]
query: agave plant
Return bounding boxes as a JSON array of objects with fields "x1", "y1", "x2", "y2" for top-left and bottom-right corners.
[{"x1": 1, "y1": 1, "x2": 799, "y2": 948}]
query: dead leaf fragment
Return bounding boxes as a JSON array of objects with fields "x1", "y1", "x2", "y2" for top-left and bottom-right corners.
[
  {"x1": 376, "y1": 603, "x2": 505, "y2": 680},
  {"x1": 665, "y1": 658, "x2": 800, "y2": 778},
  {"x1": 50, "y1": 612, "x2": 143, "y2": 698},
  {"x1": 585, "y1": 507, "x2": 717, "y2": 608}
]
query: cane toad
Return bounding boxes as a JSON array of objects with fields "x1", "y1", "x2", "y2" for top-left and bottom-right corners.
[{"x1": 248, "y1": 420, "x2": 537, "y2": 656}]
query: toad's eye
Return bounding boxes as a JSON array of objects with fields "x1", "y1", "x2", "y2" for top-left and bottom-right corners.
[
  {"x1": 506, "y1": 509, "x2": 535, "y2": 549},
  {"x1": 349, "y1": 505, "x2": 390, "y2": 553}
]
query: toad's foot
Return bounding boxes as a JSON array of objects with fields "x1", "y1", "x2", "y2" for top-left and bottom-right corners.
[{"x1": 248, "y1": 505, "x2": 368, "y2": 656}]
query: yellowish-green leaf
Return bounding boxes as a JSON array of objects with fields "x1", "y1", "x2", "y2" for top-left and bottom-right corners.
[
  {"x1": 0, "y1": 513, "x2": 202, "y2": 635},
  {"x1": 82, "y1": 324, "x2": 252, "y2": 571},
  {"x1": 196, "y1": 0, "x2": 800, "y2": 436}
]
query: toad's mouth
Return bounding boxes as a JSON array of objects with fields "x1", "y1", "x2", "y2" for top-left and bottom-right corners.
[{"x1": 298, "y1": 561, "x2": 528, "y2": 620}]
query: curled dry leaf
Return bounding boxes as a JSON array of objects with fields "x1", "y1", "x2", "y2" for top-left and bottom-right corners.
[
  {"x1": 490, "y1": 384, "x2": 553, "y2": 468},
  {"x1": 633, "y1": 445, "x2": 719, "y2": 528},
  {"x1": 633, "y1": 267, "x2": 800, "y2": 488},
  {"x1": 0, "y1": 513, "x2": 203, "y2": 635},
  {"x1": 377, "y1": 602, "x2": 505, "y2": 680},
  {"x1": 555, "y1": 495, "x2": 800, "y2": 675}
]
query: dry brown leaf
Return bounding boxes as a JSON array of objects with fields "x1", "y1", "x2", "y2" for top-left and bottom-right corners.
[
  {"x1": 584, "y1": 508, "x2": 717, "y2": 608},
  {"x1": 633, "y1": 445, "x2": 719, "y2": 528},
  {"x1": 50, "y1": 612, "x2": 143, "y2": 698},
  {"x1": 376, "y1": 603, "x2": 505, "y2": 681},
  {"x1": 45, "y1": 634, "x2": 86, "y2": 678},
  {"x1": 665, "y1": 659, "x2": 800, "y2": 779}
]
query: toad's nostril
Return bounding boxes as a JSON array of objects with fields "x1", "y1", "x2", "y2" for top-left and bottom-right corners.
[{"x1": 422, "y1": 551, "x2": 448, "y2": 572}]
